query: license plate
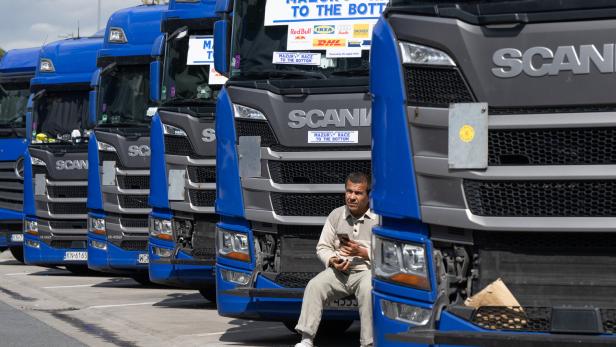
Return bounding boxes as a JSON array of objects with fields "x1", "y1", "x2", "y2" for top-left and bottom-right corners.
[
  {"x1": 10, "y1": 234, "x2": 23, "y2": 242},
  {"x1": 138, "y1": 253, "x2": 149, "y2": 264},
  {"x1": 325, "y1": 297, "x2": 358, "y2": 310},
  {"x1": 63, "y1": 251, "x2": 87, "y2": 261}
]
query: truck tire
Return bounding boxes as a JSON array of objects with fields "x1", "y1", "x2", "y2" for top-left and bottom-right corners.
[
  {"x1": 9, "y1": 246, "x2": 24, "y2": 263},
  {"x1": 198, "y1": 285, "x2": 217, "y2": 303},
  {"x1": 282, "y1": 319, "x2": 354, "y2": 337},
  {"x1": 0, "y1": 247, "x2": 7, "y2": 253}
]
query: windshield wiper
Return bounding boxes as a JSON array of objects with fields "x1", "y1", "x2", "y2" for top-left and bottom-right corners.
[
  {"x1": 330, "y1": 69, "x2": 369, "y2": 77},
  {"x1": 243, "y1": 69, "x2": 327, "y2": 80},
  {"x1": 99, "y1": 119, "x2": 148, "y2": 127},
  {"x1": 164, "y1": 97, "x2": 217, "y2": 106}
]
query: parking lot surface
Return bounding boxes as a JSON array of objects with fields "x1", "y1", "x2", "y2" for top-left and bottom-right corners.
[{"x1": 0, "y1": 251, "x2": 360, "y2": 347}]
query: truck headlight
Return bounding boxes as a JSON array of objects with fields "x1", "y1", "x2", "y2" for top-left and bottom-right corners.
[
  {"x1": 90, "y1": 239, "x2": 107, "y2": 251},
  {"x1": 374, "y1": 236, "x2": 430, "y2": 290},
  {"x1": 24, "y1": 220, "x2": 38, "y2": 236},
  {"x1": 97, "y1": 141, "x2": 116, "y2": 152},
  {"x1": 216, "y1": 228, "x2": 250, "y2": 262},
  {"x1": 89, "y1": 217, "x2": 106, "y2": 236},
  {"x1": 150, "y1": 218, "x2": 173, "y2": 241},
  {"x1": 109, "y1": 27, "x2": 128, "y2": 43},
  {"x1": 40, "y1": 58, "x2": 55, "y2": 72},
  {"x1": 233, "y1": 104, "x2": 266, "y2": 121},
  {"x1": 31, "y1": 157, "x2": 46, "y2": 166},
  {"x1": 399, "y1": 42, "x2": 455, "y2": 66},
  {"x1": 381, "y1": 299, "x2": 431, "y2": 326},
  {"x1": 220, "y1": 269, "x2": 250, "y2": 285},
  {"x1": 163, "y1": 123, "x2": 187, "y2": 137}
]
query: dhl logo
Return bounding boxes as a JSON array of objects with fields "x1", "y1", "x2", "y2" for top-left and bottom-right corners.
[{"x1": 313, "y1": 39, "x2": 346, "y2": 47}]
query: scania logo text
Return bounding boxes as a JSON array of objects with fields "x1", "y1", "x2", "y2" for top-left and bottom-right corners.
[
  {"x1": 492, "y1": 44, "x2": 616, "y2": 78},
  {"x1": 128, "y1": 145, "x2": 151, "y2": 157},
  {"x1": 288, "y1": 108, "x2": 371, "y2": 129},
  {"x1": 56, "y1": 160, "x2": 88, "y2": 170},
  {"x1": 202, "y1": 128, "x2": 216, "y2": 143}
]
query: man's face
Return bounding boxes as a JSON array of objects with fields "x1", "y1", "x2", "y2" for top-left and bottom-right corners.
[{"x1": 345, "y1": 180, "x2": 369, "y2": 216}]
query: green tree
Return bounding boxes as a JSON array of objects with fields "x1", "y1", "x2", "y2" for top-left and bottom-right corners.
[{"x1": 0, "y1": 48, "x2": 5, "y2": 59}]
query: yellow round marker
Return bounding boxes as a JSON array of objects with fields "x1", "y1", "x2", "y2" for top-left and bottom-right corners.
[{"x1": 459, "y1": 125, "x2": 475, "y2": 143}]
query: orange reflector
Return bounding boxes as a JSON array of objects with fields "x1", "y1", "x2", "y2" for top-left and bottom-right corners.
[
  {"x1": 227, "y1": 251, "x2": 250, "y2": 262},
  {"x1": 25, "y1": 230, "x2": 38, "y2": 236},
  {"x1": 92, "y1": 229, "x2": 106, "y2": 235},
  {"x1": 156, "y1": 233, "x2": 173, "y2": 241},
  {"x1": 390, "y1": 273, "x2": 430, "y2": 290}
]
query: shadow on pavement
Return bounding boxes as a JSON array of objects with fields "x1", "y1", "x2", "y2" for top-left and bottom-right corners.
[
  {"x1": 153, "y1": 292, "x2": 216, "y2": 310},
  {"x1": 218, "y1": 319, "x2": 360, "y2": 347},
  {"x1": 92, "y1": 277, "x2": 167, "y2": 289}
]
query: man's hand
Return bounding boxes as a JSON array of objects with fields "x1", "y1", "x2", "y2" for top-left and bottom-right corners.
[
  {"x1": 329, "y1": 256, "x2": 350, "y2": 272},
  {"x1": 339, "y1": 239, "x2": 369, "y2": 260}
]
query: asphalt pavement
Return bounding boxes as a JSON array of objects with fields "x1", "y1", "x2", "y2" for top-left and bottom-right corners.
[{"x1": 0, "y1": 250, "x2": 360, "y2": 347}]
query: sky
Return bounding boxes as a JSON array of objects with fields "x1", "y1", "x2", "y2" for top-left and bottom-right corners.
[{"x1": 0, "y1": 0, "x2": 149, "y2": 51}]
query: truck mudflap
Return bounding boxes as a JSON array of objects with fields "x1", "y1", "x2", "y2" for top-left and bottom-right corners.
[{"x1": 387, "y1": 330, "x2": 616, "y2": 347}]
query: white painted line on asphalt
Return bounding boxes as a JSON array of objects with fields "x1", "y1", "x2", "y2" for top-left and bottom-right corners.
[
  {"x1": 190, "y1": 325, "x2": 287, "y2": 337},
  {"x1": 5, "y1": 272, "x2": 32, "y2": 276},
  {"x1": 86, "y1": 302, "x2": 156, "y2": 309},
  {"x1": 42, "y1": 284, "x2": 96, "y2": 289}
]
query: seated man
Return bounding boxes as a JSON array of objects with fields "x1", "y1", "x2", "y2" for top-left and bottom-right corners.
[{"x1": 295, "y1": 172, "x2": 376, "y2": 347}]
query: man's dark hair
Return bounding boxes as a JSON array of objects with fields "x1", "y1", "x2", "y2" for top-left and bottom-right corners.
[{"x1": 345, "y1": 172, "x2": 371, "y2": 191}]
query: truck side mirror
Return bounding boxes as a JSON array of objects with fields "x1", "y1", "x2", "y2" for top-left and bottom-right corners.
[
  {"x1": 214, "y1": 19, "x2": 230, "y2": 75},
  {"x1": 150, "y1": 61, "x2": 161, "y2": 102},
  {"x1": 88, "y1": 90, "x2": 97, "y2": 128}
]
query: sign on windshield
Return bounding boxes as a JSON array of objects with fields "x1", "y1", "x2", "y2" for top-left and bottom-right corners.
[{"x1": 187, "y1": 35, "x2": 228, "y2": 85}]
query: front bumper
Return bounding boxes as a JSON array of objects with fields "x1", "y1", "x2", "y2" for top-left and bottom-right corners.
[
  {"x1": 148, "y1": 237, "x2": 215, "y2": 288},
  {"x1": 216, "y1": 264, "x2": 360, "y2": 322},
  {"x1": 23, "y1": 233, "x2": 87, "y2": 266},
  {"x1": 87, "y1": 234, "x2": 148, "y2": 273},
  {"x1": 0, "y1": 218, "x2": 24, "y2": 247}
]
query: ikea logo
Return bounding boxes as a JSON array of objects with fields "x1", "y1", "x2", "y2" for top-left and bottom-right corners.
[{"x1": 314, "y1": 25, "x2": 336, "y2": 35}]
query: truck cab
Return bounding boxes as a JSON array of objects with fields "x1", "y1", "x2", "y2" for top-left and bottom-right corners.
[
  {"x1": 0, "y1": 47, "x2": 39, "y2": 262},
  {"x1": 371, "y1": 1, "x2": 616, "y2": 345},
  {"x1": 87, "y1": 4, "x2": 164, "y2": 283},
  {"x1": 23, "y1": 34, "x2": 103, "y2": 273},
  {"x1": 213, "y1": 0, "x2": 383, "y2": 329},
  {"x1": 147, "y1": 0, "x2": 224, "y2": 300}
]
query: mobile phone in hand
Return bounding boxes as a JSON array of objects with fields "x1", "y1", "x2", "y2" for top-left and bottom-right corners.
[{"x1": 337, "y1": 233, "x2": 350, "y2": 244}]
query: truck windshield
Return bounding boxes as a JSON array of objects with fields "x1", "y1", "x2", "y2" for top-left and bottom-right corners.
[
  {"x1": 0, "y1": 83, "x2": 29, "y2": 129},
  {"x1": 33, "y1": 90, "x2": 89, "y2": 143},
  {"x1": 230, "y1": 0, "x2": 370, "y2": 84},
  {"x1": 161, "y1": 35, "x2": 221, "y2": 107},
  {"x1": 390, "y1": 0, "x2": 616, "y2": 17},
  {"x1": 98, "y1": 65, "x2": 150, "y2": 126}
]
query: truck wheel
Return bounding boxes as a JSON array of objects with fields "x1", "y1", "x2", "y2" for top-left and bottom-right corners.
[
  {"x1": 198, "y1": 286, "x2": 217, "y2": 303},
  {"x1": 9, "y1": 246, "x2": 24, "y2": 263},
  {"x1": 282, "y1": 319, "x2": 354, "y2": 336},
  {"x1": 65, "y1": 265, "x2": 92, "y2": 275},
  {"x1": 0, "y1": 247, "x2": 7, "y2": 253}
]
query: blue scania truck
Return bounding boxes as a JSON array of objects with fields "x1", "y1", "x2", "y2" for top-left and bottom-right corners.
[
  {"x1": 87, "y1": 4, "x2": 164, "y2": 283},
  {"x1": 371, "y1": 1, "x2": 616, "y2": 345},
  {"x1": 213, "y1": 0, "x2": 382, "y2": 329},
  {"x1": 0, "y1": 47, "x2": 39, "y2": 262},
  {"x1": 24, "y1": 34, "x2": 103, "y2": 274},
  {"x1": 148, "y1": 0, "x2": 224, "y2": 300}
]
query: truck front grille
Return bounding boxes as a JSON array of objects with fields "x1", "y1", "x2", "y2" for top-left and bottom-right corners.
[
  {"x1": 120, "y1": 240, "x2": 148, "y2": 251},
  {"x1": 187, "y1": 166, "x2": 216, "y2": 183},
  {"x1": 47, "y1": 186, "x2": 87, "y2": 198},
  {"x1": 489, "y1": 127, "x2": 616, "y2": 166},
  {"x1": 117, "y1": 175, "x2": 149, "y2": 190},
  {"x1": 235, "y1": 119, "x2": 278, "y2": 147},
  {"x1": 0, "y1": 161, "x2": 24, "y2": 210},
  {"x1": 464, "y1": 179, "x2": 616, "y2": 217},
  {"x1": 274, "y1": 272, "x2": 317, "y2": 288},
  {"x1": 404, "y1": 66, "x2": 473, "y2": 106},
  {"x1": 269, "y1": 160, "x2": 371, "y2": 184},
  {"x1": 99, "y1": 151, "x2": 125, "y2": 169},
  {"x1": 188, "y1": 190, "x2": 216, "y2": 207},
  {"x1": 165, "y1": 135, "x2": 202, "y2": 157},
  {"x1": 271, "y1": 193, "x2": 343, "y2": 216},
  {"x1": 120, "y1": 217, "x2": 148, "y2": 228},
  {"x1": 50, "y1": 240, "x2": 86, "y2": 249},
  {"x1": 118, "y1": 195, "x2": 149, "y2": 209},
  {"x1": 49, "y1": 220, "x2": 87, "y2": 229},
  {"x1": 48, "y1": 202, "x2": 88, "y2": 215}
]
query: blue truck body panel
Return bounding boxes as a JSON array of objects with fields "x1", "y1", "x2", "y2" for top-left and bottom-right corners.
[
  {"x1": 86, "y1": 4, "x2": 164, "y2": 275},
  {"x1": 0, "y1": 48, "x2": 39, "y2": 250},
  {"x1": 24, "y1": 34, "x2": 103, "y2": 266}
]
